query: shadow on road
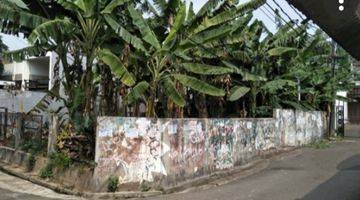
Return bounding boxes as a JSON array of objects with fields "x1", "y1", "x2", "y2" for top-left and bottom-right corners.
[{"x1": 301, "y1": 155, "x2": 360, "y2": 200}]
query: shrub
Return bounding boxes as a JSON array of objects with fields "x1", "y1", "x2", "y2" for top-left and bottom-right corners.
[{"x1": 107, "y1": 176, "x2": 119, "y2": 192}]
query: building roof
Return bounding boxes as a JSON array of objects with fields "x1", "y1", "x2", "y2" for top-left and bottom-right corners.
[{"x1": 286, "y1": 0, "x2": 360, "y2": 60}]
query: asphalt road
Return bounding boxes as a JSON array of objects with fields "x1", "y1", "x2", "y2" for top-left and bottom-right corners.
[
  {"x1": 139, "y1": 138, "x2": 360, "y2": 200},
  {"x1": 1, "y1": 139, "x2": 360, "y2": 200}
]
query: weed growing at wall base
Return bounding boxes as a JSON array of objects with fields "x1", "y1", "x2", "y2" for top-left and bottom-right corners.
[
  {"x1": 49, "y1": 152, "x2": 72, "y2": 170},
  {"x1": 107, "y1": 176, "x2": 119, "y2": 192},
  {"x1": 306, "y1": 140, "x2": 330, "y2": 150},
  {"x1": 39, "y1": 163, "x2": 53, "y2": 179},
  {"x1": 26, "y1": 153, "x2": 36, "y2": 172}
]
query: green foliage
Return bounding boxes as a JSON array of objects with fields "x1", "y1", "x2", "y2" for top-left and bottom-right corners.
[
  {"x1": 26, "y1": 153, "x2": 36, "y2": 172},
  {"x1": 307, "y1": 140, "x2": 330, "y2": 150},
  {"x1": 39, "y1": 163, "x2": 53, "y2": 179},
  {"x1": 0, "y1": 0, "x2": 357, "y2": 158},
  {"x1": 128, "y1": 4, "x2": 161, "y2": 49},
  {"x1": 163, "y1": 77, "x2": 186, "y2": 107},
  {"x1": 125, "y1": 81, "x2": 150, "y2": 105},
  {"x1": 21, "y1": 138, "x2": 47, "y2": 155},
  {"x1": 181, "y1": 63, "x2": 234, "y2": 75},
  {"x1": 107, "y1": 176, "x2": 119, "y2": 192},
  {"x1": 0, "y1": 35, "x2": 7, "y2": 75},
  {"x1": 139, "y1": 181, "x2": 151, "y2": 192},
  {"x1": 49, "y1": 152, "x2": 72, "y2": 171},
  {"x1": 228, "y1": 86, "x2": 250, "y2": 101},
  {"x1": 98, "y1": 49, "x2": 136, "y2": 87},
  {"x1": 38, "y1": 152, "x2": 72, "y2": 179},
  {"x1": 173, "y1": 74, "x2": 225, "y2": 97}
]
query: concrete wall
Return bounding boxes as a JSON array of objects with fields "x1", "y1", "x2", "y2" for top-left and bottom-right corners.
[
  {"x1": 94, "y1": 109, "x2": 328, "y2": 189},
  {"x1": 0, "y1": 146, "x2": 47, "y2": 173}
]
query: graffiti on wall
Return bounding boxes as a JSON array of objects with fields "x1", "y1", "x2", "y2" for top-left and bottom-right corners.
[
  {"x1": 168, "y1": 120, "x2": 206, "y2": 174},
  {"x1": 275, "y1": 110, "x2": 326, "y2": 146},
  {"x1": 209, "y1": 119, "x2": 234, "y2": 170},
  {"x1": 95, "y1": 109, "x2": 327, "y2": 186},
  {"x1": 96, "y1": 118, "x2": 169, "y2": 183},
  {"x1": 254, "y1": 119, "x2": 277, "y2": 151}
]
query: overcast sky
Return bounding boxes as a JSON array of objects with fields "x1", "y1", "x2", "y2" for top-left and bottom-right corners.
[{"x1": 1, "y1": 0, "x2": 308, "y2": 51}]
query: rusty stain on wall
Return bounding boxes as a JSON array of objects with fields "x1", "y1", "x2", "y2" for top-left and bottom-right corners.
[
  {"x1": 95, "y1": 118, "x2": 169, "y2": 184},
  {"x1": 94, "y1": 109, "x2": 327, "y2": 187}
]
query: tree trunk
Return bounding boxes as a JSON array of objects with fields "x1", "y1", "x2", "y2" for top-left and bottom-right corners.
[
  {"x1": 146, "y1": 95, "x2": 156, "y2": 118},
  {"x1": 195, "y1": 93, "x2": 208, "y2": 118},
  {"x1": 249, "y1": 86, "x2": 257, "y2": 118}
]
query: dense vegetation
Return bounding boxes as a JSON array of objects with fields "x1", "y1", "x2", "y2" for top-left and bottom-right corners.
[
  {"x1": 0, "y1": 0, "x2": 356, "y2": 158},
  {"x1": 0, "y1": 35, "x2": 8, "y2": 76}
]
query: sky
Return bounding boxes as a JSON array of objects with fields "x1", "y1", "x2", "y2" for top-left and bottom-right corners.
[{"x1": 0, "y1": 0, "x2": 308, "y2": 51}]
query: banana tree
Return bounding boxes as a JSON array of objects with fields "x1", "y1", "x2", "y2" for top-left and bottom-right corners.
[
  {"x1": 209, "y1": 20, "x2": 300, "y2": 117},
  {"x1": 0, "y1": 0, "x2": 141, "y2": 158},
  {"x1": 100, "y1": 0, "x2": 265, "y2": 117},
  {"x1": 0, "y1": 35, "x2": 8, "y2": 76}
]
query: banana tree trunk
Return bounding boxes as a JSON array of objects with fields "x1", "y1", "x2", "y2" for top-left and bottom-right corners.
[
  {"x1": 146, "y1": 83, "x2": 158, "y2": 118},
  {"x1": 249, "y1": 85, "x2": 257, "y2": 118},
  {"x1": 195, "y1": 93, "x2": 208, "y2": 118},
  {"x1": 146, "y1": 95, "x2": 156, "y2": 118}
]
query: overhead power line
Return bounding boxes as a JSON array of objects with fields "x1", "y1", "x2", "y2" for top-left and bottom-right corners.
[
  {"x1": 264, "y1": 2, "x2": 302, "y2": 35},
  {"x1": 259, "y1": 7, "x2": 278, "y2": 26},
  {"x1": 270, "y1": 0, "x2": 296, "y2": 24},
  {"x1": 288, "y1": 3, "x2": 305, "y2": 21}
]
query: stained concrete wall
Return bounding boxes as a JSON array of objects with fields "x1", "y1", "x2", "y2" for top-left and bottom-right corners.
[{"x1": 94, "y1": 109, "x2": 328, "y2": 189}]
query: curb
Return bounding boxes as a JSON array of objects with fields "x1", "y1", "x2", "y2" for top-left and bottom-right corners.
[
  {"x1": 0, "y1": 147, "x2": 297, "y2": 199},
  {"x1": 0, "y1": 163, "x2": 80, "y2": 196},
  {"x1": 0, "y1": 163, "x2": 161, "y2": 199},
  {"x1": 162, "y1": 147, "x2": 297, "y2": 194}
]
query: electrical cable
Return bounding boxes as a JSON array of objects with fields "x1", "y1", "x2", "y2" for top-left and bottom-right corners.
[{"x1": 259, "y1": 7, "x2": 278, "y2": 26}]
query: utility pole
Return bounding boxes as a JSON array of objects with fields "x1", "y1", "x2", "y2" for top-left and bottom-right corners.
[{"x1": 329, "y1": 40, "x2": 342, "y2": 137}]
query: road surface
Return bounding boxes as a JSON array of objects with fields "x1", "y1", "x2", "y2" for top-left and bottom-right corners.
[
  {"x1": 1, "y1": 139, "x2": 360, "y2": 200},
  {"x1": 0, "y1": 171, "x2": 81, "y2": 200},
  {"x1": 140, "y1": 138, "x2": 360, "y2": 200}
]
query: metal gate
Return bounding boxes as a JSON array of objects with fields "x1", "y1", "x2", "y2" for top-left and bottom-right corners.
[{"x1": 336, "y1": 105, "x2": 345, "y2": 137}]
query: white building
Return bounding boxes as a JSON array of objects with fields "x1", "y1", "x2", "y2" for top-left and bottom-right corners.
[
  {"x1": 1, "y1": 52, "x2": 57, "y2": 91},
  {"x1": 0, "y1": 52, "x2": 61, "y2": 114}
]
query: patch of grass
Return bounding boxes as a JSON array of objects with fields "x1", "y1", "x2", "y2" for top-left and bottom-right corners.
[
  {"x1": 38, "y1": 152, "x2": 72, "y2": 179},
  {"x1": 39, "y1": 163, "x2": 53, "y2": 179},
  {"x1": 107, "y1": 176, "x2": 119, "y2": 192},
  {"x1": 139, "y1": 181, "x2": 151, "y2": 192},
  {"x1": 49, "y1": 152, "x2": 72, "y2": 170},
  {"x1": 307, "y1": 140, "x2": 330, "y2": 149}
]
